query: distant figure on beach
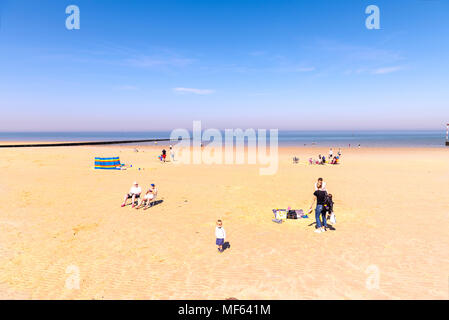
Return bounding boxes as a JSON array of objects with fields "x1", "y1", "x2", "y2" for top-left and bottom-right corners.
[
  {"x1": 136, "y1": 184, "x2": 158, "y2": 209},
  {"x1": 169, "y1": 145, "x2": 175, "y2": 162},
  {"x1": 309, "y1": 178, "x2": 328, "y2": 234},
  {"x1": 215, "y1": 220, "x2": 226, "y2": 253},
  {"x1": 338, "y1": 148, "x2": 342, "y2": 157},
  {"x1": 121, "y1": 182, "x2": 142, "y2": 208},
  {"x1": 161, "y1": 149, "x2": 167, "y2": 162},
  {"x1": 329, "y1": 148, "x2": 333, "y2": 159}
]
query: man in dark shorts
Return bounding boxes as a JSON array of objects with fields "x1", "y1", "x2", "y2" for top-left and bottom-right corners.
[{"x1": 121, "y1": 182, "x2": 142, "y2": 208}]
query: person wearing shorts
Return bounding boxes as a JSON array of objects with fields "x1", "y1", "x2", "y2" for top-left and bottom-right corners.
[
  {"x1": 215, "y1": 220, "x2": 226, "y2": 253},
  {"x1": 121, "y1": 182, "x2": 141, "y2": 208},
  {"x1": 136, "y1": 184, "x2": 158, "y2": 209}
]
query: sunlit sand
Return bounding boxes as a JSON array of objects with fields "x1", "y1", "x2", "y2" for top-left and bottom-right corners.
[{"x1": 0, "y1": 145, "x2": 448, "y2": 299}]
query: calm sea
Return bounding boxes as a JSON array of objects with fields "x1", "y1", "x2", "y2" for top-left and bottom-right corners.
[{"x1": 0, "y1": 130, "x2": 446, "y2": 148}]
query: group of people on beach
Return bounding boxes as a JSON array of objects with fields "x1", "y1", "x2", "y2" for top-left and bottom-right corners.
[
  {"x1": 120, "y1": 145, "x2": 335, "y2": 256},
  {"x1": 121, "y1": 181, "x2": 158, "y2": 209},
  {"x1": 309, "y1": 148, "x2": 341, "y2": 165},
  {"x1": 159, "y1": 145, "x2": 175, "y2": 163}
]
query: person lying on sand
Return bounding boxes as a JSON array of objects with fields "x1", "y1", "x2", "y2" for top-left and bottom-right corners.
[
  {"x1": 136, "y1": 184, "x2": 158, "y2": 209},
  {"x1": 121, "y1": 182, "x2": 142, "y2": 208}
]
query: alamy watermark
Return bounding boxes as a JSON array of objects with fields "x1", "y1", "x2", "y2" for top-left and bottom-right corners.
[
  {"x1": 65, "y1": 265, "x2": 80, "y2": 290},
  {"x1": 65, "y1": 5, "x2": 80, "y2": 30},
  {"x1": 365, "y1": 264, "x2": 381, "y2": 290},
  {"x1": 170, "y1": 121, "x2": 279, "y2": 175},
  {"x1": 365, "y1": 5, "x2": 380, "y2": 30}
]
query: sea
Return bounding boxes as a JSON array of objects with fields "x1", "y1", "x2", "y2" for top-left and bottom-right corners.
[{"x1": 0, "y1": 130, "x2": 447, "y2": 148}]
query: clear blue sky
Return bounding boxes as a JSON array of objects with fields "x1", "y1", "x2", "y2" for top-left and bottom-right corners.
[{"x1": 0, "y1": 0, "x2": 448, "y2": 131}]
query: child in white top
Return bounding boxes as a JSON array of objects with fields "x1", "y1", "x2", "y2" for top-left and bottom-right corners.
[{"x1": 215, "y1": 220, "x2": 226, "y2": 253}]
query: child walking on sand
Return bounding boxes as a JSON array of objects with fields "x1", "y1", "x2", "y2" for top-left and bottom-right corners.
[{"x1": 215, "y1": 220, "x2": 226, "y2": 253}]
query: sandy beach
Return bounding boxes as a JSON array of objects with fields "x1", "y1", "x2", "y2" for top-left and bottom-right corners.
[{"x1": 0, "y1": 144, "x2": 448, "y2": 300}]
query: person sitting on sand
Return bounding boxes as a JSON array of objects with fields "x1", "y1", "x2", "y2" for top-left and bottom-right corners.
[
  {"x1": 318, "y1": 155, "x2": 325, "y2": 164},
  {"x1": 331, "y1": 156, "x2": 339, "y2": 165},
  {"x1": 309, "y1": 179, "x2": 328, "y2": 234},
  {"x1": 136, "y1": 184, "x2": 158, "y2": 209},
  {"x1": 121, "y1": 182, "x2": 142, "y2": 208}
]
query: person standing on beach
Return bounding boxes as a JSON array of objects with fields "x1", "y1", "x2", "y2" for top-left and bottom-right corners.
[
  {"x1": 161, "y1": 149, "x2": 167, "y2": 162},
  {"x1": 329, "y1": 148, "x2": 333, "y2": 159},
  {"x1": 169, "y1": 145, "x2": 175, "y2": 162},
  {"x1": 215, "y1": 220, "x2": 226, "y2": 253},
  {"x1": 309, "y1": 179, "x2": 328, "y2": 233}
]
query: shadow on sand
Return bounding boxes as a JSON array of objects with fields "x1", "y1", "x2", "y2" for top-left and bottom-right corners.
[
  {"x1": 222, "y1": 241, "x2": 231, "y2": 251},
  {"x1": 143, "y1": 200, "x2": 164, "y2": 210}
]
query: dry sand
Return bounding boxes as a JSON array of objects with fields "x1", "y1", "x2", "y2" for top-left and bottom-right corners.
[{"x1": 0, "y1": 144, "x2": 448, "y2": 299}]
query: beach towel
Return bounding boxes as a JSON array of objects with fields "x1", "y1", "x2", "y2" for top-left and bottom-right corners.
[
  {"x1": 273, "y1": 209, "x2": 307, "y2": 220},
  {"x1": 273, "y1": 209, "x2": 287, "y2": 221},
  {"x1": 94, "y1": 157, "x2": 122, "y2": 170}
]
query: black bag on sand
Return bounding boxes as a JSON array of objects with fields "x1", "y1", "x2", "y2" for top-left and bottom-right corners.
[{"x1": 287, "y1": 210, "x2": 297, "y2": 219}]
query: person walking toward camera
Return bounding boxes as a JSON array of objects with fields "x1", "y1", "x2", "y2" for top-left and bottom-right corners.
[{"x1": 215, "y1": 220, "x2": 226, "y2": 253}]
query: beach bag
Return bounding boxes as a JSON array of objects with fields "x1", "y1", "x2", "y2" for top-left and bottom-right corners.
[
  {"x1": 329, "y1": 212, "x2": 337, "y2": 225},
  {"x1": 287, "y1": 210, "x2": 297, "y2": 219}
]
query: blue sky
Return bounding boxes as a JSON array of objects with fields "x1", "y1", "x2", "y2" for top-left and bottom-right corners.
[{"x1": 0, "y1": 0, "x2": 448, "y2": 131}]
